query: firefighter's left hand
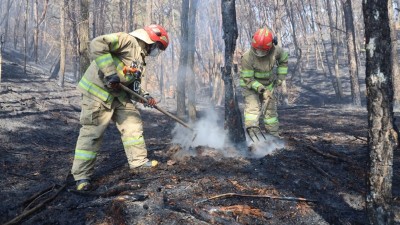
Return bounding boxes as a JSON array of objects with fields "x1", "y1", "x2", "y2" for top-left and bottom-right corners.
[
  {"x1": 262, "y1": 89, "x2": 273, "y2": 99},
  {"x1": 141, "y1": 94, "x2": 156, "y2": 107},
  {"x1": 276, "y1": 80, "x2": 283, "y2": 87}
]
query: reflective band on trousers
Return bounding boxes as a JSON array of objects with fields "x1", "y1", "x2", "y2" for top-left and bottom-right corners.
[
  {"x1": 264, "y1": 117, "x2": 278, "y2": 125},
  {"x1": 245, "y1": 113, "x2": 258, "y2": 122},
  {"x1": 75, "y1": 149, "x2": 97, "y2": 161},
  {"x1": 122, "y1": 136, "x2": 145, "y2": 147},
  {"x1": 78, "y1": 77, "x2": 113, "y2": 103}
]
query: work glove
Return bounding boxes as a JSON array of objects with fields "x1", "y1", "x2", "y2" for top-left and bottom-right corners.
[
  {"x1": 276, "y1": 79, "x2": 283, "y2": 87},
  {"x1": 105, "y1": 74, "x2": 120, "y2": 90},
  {"x1": 262, "y1": 89, "x2": 273, "y2": 100},
  {"x1": 257, "y1": 86, "x2": 266, "y2": 94},
  {"x1": 140, "y1": 94, "x2": 156, "y2": 107}
]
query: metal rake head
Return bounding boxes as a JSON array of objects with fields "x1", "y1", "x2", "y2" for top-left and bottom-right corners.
[{"x1": 246, "y1": 126, "x2": 267, "y2": 142}]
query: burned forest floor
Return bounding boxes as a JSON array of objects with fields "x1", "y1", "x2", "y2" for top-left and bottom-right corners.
[{"x1": 1, "y1": 49, "x2": 400, "y2": 225}]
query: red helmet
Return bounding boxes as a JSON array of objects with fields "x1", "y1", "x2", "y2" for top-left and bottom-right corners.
[
  {"x1": 251, "y1": 28, "x2": 276, "y2": 51},
  {"x1": 144, "y1": 24, "x2": 169, "y2": 50}
]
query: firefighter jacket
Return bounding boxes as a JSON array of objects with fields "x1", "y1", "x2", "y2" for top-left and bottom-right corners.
[
  {"x1": 240, "y1": 45, "x2": 289, "y2": 93},
  {"x1": 77, "y1": 32, "x2": 147, "y2": 108}
]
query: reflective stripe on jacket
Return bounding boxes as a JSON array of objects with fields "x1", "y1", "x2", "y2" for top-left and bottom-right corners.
[
  {"x1": 77, "y1": 32, "x2": 147, "y2": 107},
  {"x1": 239, "y1": 45, "x2": 289, "y2": 92}
]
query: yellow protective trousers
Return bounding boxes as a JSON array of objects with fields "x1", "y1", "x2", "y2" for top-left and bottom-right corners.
[
  {"x1": 71, "y1": 95, "x2": 148, "y2": 181},
  {"x1": 242, "y1": 88, "x2": 279, "y2": 136}
]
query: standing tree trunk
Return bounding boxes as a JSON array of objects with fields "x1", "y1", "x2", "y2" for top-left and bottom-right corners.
[
  {"x1": 187, "y1": 0, "x2": 198, "y2": 122},
  {"x1": 342, "y1": 0, "x2": 361, "y2": 106},
  {"x1": 176, "y1": 0, "x2": 189, "y2": 118},
  {"x1": 67, "y1": 1, "x2": 79, "y2": 81},
  {"x1": 388, "y1": 0, "x2": 400, "y2": 108},
  {"x1": 0, "y1": 35, "x2": 3, "y2": 83},
  {"x1": 129, "y1": 0, "x2": 134, "y2": 31},
  {"x1": 274, "y1": 0, "x2": 289, "y2": 106},
  {"x1": 363, "y1": 0, "x2": 397, "y2": 224},
  {"x1": 221, "y1": 0, "x2": 246, "y2": 144},
  {"x1": 284, "y1": 0, "x2": 302, "y2": 83},
  {"x1": 58, "y1": 0, "x2": 66, "y2": 88},
  {"x1": 327, "y1": 0, "x2": 344, "y2": 100},
  {"x1": 142, "y1": 0, "x2": 153, "y2": 91},
  {"x1": 79, "y1": 0, "x2": 90, "y2": 78},
  {"x1": 4, "y1": 0, "x2": 12, "y2": 45},
  {"x1": 23, "y1": 0, "x2": 29, "y2": 74},
  {"x1": 33, "y1": 0, "x2": 49, "y2": 63}
]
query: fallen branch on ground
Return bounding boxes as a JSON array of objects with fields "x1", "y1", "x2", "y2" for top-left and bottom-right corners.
[
  {"x1": 3, "y1": 184, "x2": 66, "y2": 225},
  {"x1": 195, "y1": 192, "x2": 316, "y2": 204},
  {"x1": 165, "y1": 198, "x2": 241, "y2": 225}
]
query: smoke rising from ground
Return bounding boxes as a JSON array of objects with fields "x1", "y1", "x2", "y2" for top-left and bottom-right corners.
[{"x1": 171, "y1": 108, "x2": 285, "y2": 159}]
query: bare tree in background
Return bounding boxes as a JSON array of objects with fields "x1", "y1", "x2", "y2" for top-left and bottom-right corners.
[
  {"x1": 33, "y1": 0, "x2": 49, "y2": 63},
  {"x1": 79, "y1": 0, "x2": 90, "y2": 78},
  {"x1": 284, "y1": 0, "x2": 302, "y2": 83},
  {"x1": 342, "y1": 0, "x2": 361, "y2": 106},
  {"x1": 326, "y1": 0, "x2": 344, "y2": 99},
  {"x1": 176, "y1": 0, "x2": 189, "y2": 118},
  {"x1": 187, "y1": 0, "x2": 198, "y2": 122},
  {"x1": 58, "y1": 0, "x2": 66, "y2": 88},
  {"x1": 363, "y1": 0, "x2": 397, "y2": 224},
  {"x1": 0, "y1": 34, "x2": 3, "y2": 83},
  {"x1": 23, "y1": 0, "x2": 28, "y2": 74},
  {"x1": 3, "y1": 0, "x2": 12, "y2": 44},
  {"x1": 221, "y1": 0, "x2": 246, "y2": 144},
  {"x1": 388, "y1": 0, "x2": 400, "y2": 108}
]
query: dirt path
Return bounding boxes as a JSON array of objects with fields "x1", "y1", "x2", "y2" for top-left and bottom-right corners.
[{"x1": 1, "y1": 51, "x2": 400, "y2": 225}]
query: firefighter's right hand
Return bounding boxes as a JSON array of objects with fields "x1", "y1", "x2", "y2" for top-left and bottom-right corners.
[
  {"x1": 257, "y1": 86, "x2": 266, "y2": 94},
  {"x1": 105, "y1": 74, "x2": 120, "y2": 89},
  {"x1": 140, "y1": 94, "x2": 156, "y2": 107}
]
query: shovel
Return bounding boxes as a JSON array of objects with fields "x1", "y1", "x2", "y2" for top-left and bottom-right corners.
[{"x1": 119, "y1": 84, "x2": 197, "y2": 140}]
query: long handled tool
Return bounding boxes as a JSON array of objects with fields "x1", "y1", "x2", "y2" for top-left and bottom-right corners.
[
  {"x1": 119, "y1": 84, "x2": 195, "y2": 132},
  {"x1": 246, "y1": 99, "x2": 268, "y2": 142}
]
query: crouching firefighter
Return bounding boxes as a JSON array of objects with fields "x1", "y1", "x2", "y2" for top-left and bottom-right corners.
[
  {"x1": 239, "y1": 27, "x2": 289, "y2": 142},
  {"x1": 71, "y1": 24, "x2": 169, "y2": 191}
]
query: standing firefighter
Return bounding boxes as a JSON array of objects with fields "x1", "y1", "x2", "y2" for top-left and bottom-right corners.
[
  {"x1": 71, "y1": 24, "x2": 169, "y2": 191},
  {"x1": 239, "y1": 27, "x2": 289, "y2": 142}
]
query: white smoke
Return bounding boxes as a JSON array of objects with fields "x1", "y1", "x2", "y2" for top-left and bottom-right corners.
[
  {"x1": 247, "y1": 135, "x2": 286, "y2": 158},
  {"x1": 171, "y1": 108, "x2": 286, "y2": 159},
  {"x1": 171, "y1": 108, "x2": 228, "y2": 151}
]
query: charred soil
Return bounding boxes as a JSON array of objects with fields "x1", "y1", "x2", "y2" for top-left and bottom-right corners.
[{"x1": 1, "y1": 51, "x2": 400, "y2": 225}]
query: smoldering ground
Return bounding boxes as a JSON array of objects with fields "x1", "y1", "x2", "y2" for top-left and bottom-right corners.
[{"x1": 170, "y1": 108, "x2": 286, "y2": 160}]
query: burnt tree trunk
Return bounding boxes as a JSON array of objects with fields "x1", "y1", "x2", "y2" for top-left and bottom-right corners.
[
  {"x1": 342, "y1": 0, "x2": 361, "y2": 106},
  {"x1": 221, "y1": 0, "x2": 246, "y2": 144},
  {"x1": 363, "y1": 0, "x2": 397, "y2": 224}
]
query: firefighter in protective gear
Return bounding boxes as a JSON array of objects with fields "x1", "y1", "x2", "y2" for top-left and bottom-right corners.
[
  {"x1": 71, "y1": 24, "x2": 169, "y2": 191},
  {"x1": 239, "y1": 27, "x2": 289, "y2": 138}
]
